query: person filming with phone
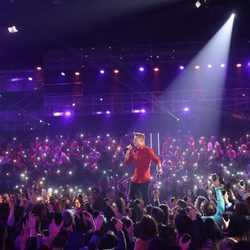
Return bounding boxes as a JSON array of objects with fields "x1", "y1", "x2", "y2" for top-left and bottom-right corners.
[{"x1": 200, "y1": 173, "x2": 225, "y2": 227}]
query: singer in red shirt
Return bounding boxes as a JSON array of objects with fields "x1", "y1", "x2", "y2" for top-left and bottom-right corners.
[{"x1": 125, "y1": 132, "x2": 162, "y2": 205}]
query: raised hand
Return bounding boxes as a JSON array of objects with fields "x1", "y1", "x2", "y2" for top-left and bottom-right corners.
[
  {"x1": 95, "y1": 214, "x2": 105, "y2": 231},
  {"x1": 7, "y1": 197, "x2": 15, "y2": 227},
  {"x1": 83, "y1": 212, "x2": 95, "y2": 230},
  {"x1": 43, "y1": 218, "x2": 64, "y2": 248},
  {"x1": 222, "y1": 216, "x2": 230, "y2": 230},
  {"x1": 114, "y1": 217, "x2": 123, "y2": 232},
  {"x1": 28, "y1": 212, "x2": 38, "y2": 237},
  {"x1": 20, "y1": 220, "x2": 30, "y2": 249},
  {"x1": 179, "y1": 235, "x2": 191, "y2": 250},
  {"x1": 28, "y1": 212, "x2": 37, "y2": 229},
  {"x1": 49, "y1": 218, "x2": 64, "y2": 239}
]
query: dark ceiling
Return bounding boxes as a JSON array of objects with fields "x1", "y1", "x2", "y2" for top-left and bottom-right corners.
[{"x1": 0, "y1": 0, "x2": 249, "y2": 69}]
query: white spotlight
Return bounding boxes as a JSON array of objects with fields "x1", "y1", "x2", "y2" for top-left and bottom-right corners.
[
  {"x1": 8, "y1": 26, "x2": 18, "y2": 33},
  {"x1": 231, "y1": 13, "x2": 236, "y2": 19},
  {"x1": 195, "y1": 1, "x2": 201, "y2": 8}
]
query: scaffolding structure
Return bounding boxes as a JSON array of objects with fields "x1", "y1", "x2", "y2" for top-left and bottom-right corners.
[{"x1": 44, "y1": 88, "x2": 250, "y2": 116}]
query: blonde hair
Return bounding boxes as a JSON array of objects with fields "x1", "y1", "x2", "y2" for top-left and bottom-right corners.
[{"x1": 133, "y1": 132, "x2": 145, "y2": 141}]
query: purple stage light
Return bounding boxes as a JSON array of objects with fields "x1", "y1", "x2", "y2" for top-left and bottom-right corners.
[
  {"x1": 106, "y1": 111, "x2": 111, "y2": 115},
  {"x1": 139, "y1": 67, "x2": 145, "y2": 72},
  {"x1": 96, "y1": 111, "x2": 103, "y2": 115},
  {"x1": 195, "y1": 65, "x2": 200, "y2": 69},
  {"x1": 61, "y1": 72, "x2": 65, "y2": 76},
  {"x1": 207, "y1": 64, "x2": 212, "y2": 68},
  {"x1": 220, "y1": 64, "x2": 226, "y2": 68},
  {"x1": 11, "y1": 77, "x2": 23, "y2": 82},
  {"x1": 65, "y1": 111, "x2": 71, "y2": 117},
  {"x1": 141, "y1": 109, "x2": 146, "y2": 113},
  {"x1": 236, "y1": 63, "x2": 242, "y2": 68},
  {"x1": 28, "y1": 77, "x2": 33, "y2": 81},
  {"x1": 36, "y1": 66, "x2": 42, "y2": 71},
  {"x1": 248, "y1": 62, "x2": 250, "y2": 67},
  {"x1": 53, "y1": 112, "x2": 63, "y2": 117},
  {"x1": 132, "y1": 109, "x2": 140, "y2": 113},
  {"x1": 179, "y1": 66, "x2": 184, "y2": 70},
  {"x1": 100, "y1": 69, "x2": 105, "y2": 74},
  {"x1": 183, "y1": 107, "x2": 190, "y2": 112}
]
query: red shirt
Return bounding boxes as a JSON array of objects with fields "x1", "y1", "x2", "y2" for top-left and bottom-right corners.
[{"x1": 125, "y1": 145, "x2": 161, "y2": 183}]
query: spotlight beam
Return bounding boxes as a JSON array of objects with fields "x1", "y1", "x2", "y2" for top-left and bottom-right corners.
[{"x1": 164, "y1": 13, "x2": 235, "y2": 133}]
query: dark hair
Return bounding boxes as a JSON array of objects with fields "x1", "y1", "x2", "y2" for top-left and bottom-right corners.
[
  {"x1": 151, "y1": 206, "x2": 164, "y2": 224},
  {"x1": 232, "y1": 241, "x2": 250, "y2": 250},
  {"x1": 139, "y1": 215, "x2": 159, "y2": 240},
  {"x1": 238, "y1": 216, "x2": 250, "y2": 241},
  {"x1": 146, "y1": 204, "x2": 153, "y2": 215},
  {"x1": 159, "y1": 225, "x2": 177, "y2": 248},
  {"x1": 219, "y1": 238, "x2": 237, "y2": 250},
  {"x1": 203, "y1": 218, "x2": 223, "y2": 244},
  {"x1": 174, "y1": 213, "x2": 192, "y2": 234},
  {"x1": 201, "y1": 200, "x2": 216, "y2": 216},
  {"x1": 148, "y1": 236, "x2": 167, "y2": 250},
  {"x1": 159, "y1": 204, "x2": 169, "y2": 225},
  {"x1": 234, "y1": 202, "x2": 248, "y2": 218},
  {"x1": 245, "y1": 196, "x2": 250, "y2": 212},
  {"x1": 194, "y1": 196, "x2": 207, "y2": 212},
  {"x1": 176, "y1": 199, "x2": 188, "y2": 209},
  {"x1": 101, "y1": 230, "x2": 118, "y2": 249},
  {"x1": 52, "y1": 228, "x2": 68, "y2": 248},
  {"x1": 0, "y1": 224, "x2": 7, "y2": 250}
]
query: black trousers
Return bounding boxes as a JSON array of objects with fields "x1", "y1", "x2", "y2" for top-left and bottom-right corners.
[{"x1": 129, "y1": 181, "x2": 150, "y2": 205}]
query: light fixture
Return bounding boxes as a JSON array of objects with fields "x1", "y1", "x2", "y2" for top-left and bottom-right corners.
[
  {"x1": 195, "y1": 1, "x2": 201, "y2": 8},
  {"x1": 8, "y1": 26, "x2": 18, "y2": 33},
  {"x1": 195, "y1": 0, "x2": 208, "y2": 9},
  {"x1": 65, "y1": 111, "x2": 71, "y2": 117}
]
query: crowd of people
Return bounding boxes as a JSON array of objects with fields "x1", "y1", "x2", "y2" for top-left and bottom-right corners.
[{"x1": 0, "y1": 130, "x2": 249, "y2": 249}]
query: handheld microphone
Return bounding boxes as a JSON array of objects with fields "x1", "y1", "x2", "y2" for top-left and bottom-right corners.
[{"x1": 125, "y1": 143, "x2": 134, "y2": 152}]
